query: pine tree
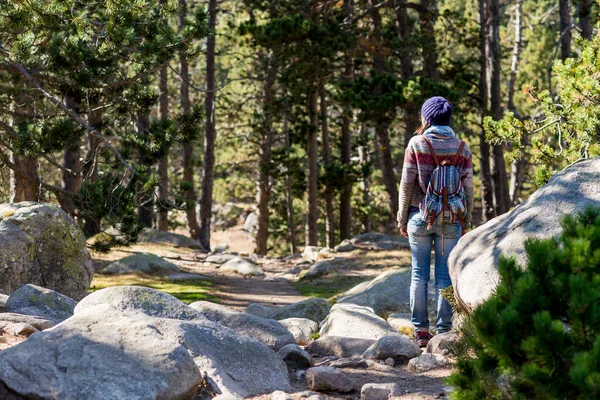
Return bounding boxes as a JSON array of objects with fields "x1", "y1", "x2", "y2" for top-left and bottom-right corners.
[{"x1": 449, "y1": 207, "x2": 600, "y2": 399}]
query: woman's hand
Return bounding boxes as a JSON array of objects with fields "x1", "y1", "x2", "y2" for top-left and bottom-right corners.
[{"x1": 399, "y1": 226, "x2": 408, "y2": 238}]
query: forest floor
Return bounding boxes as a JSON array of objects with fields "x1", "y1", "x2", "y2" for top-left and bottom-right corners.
[{"x1": 90, "y1": 226, "x2": 452, "y2": 399}]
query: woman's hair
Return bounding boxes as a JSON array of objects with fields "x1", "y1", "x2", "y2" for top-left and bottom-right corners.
[{"x1": 415, "y1": 119, "x2": 430, "y2": 135}]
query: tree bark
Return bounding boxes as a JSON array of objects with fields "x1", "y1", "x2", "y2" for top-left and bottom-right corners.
[
  {"x1": 319, "y1": 76, "x2": 335, "y2": 249},
  {"x1": 283, "y1": 100, "x2": 297, "y2": 254},
  {"x1": 156, "y1": 55, "x2": 169, "y2": 231},
  {"x1": 489, "y1": 0, "x2": 510, "y2": 216},
  {"x1": 369, "y1": 2, "x2": 399, "y2": 219},
  {"x1": 306, "y1": 89, "x2": 319, "y2": 247},
  {"x1": 578, "y1": 0, "x2": 593, "y2": 40},
  {"x1": 419, "y1": 0, "x2": 439, "y2": 81},
  {"x1": 9, "y1": 154, "x2": 39, "y2": 202},
  {"x1": 82, "y1": 101, "x2": 102, "y2": 236},
  {"x1": 339, "y1": 0, "x2": 354, "y2": 242},
  {"x1": 359, "y1": 125, "x2": 372, "y2": 232},
  {"x1": 478, "y1": 0, "x2": 495, "y2": 222},
  {"x1": 62, "y1": 93, "x2": 82, "y2": 215},
  {"x1": 179, "y1": 0, "x2": 200, "y2": 241},
  {"x1": 198, "y1": 0, "x2": 217, "y2": 251},
  {"x1": 254, "y1": 51, "x2": 278, "y2": 255},
  {"x1": 559, "y1": 0, "x2": 572, "y2": 61}
]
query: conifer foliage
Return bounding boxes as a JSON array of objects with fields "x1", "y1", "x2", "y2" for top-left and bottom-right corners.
[{"x1": 449, "y1": 207, "x2": 600, "y2": 400}]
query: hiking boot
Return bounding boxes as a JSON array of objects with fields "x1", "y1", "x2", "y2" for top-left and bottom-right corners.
[{"x1": 414, "y1": 331, "x2": 433, "y2": 348}]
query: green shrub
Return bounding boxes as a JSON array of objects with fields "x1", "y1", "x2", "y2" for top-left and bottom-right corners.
[{"x1": 448, "y1": 207, "x2": 600, "y2": 400}]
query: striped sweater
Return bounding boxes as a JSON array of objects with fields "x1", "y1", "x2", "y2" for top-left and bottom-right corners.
[{"x1": 397, "y1": 131, "x2": 474, "y2": 227}]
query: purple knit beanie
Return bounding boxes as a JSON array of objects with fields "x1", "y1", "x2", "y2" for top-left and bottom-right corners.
[{"x1": 421, "y1": 96, "x2": 453, "y2": 126}]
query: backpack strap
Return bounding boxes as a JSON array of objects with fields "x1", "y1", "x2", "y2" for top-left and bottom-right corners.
[
  {"x1": 422, "y1": 136, "x2": 440, "y2": 166},
  {"x1": 451, "y1": 141, "x2": 466, "y2": 167}
]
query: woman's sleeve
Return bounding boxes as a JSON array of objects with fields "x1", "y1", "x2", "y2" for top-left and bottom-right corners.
[
  {"x1": 461, "y1": 143, "x2": 474, "y2": 224},
  {"x1": 397, "y1": 140, "x2": 418, "y2": 227}
]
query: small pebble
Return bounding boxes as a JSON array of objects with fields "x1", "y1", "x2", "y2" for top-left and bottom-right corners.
[
  {"x1": 385, "y1": 357, "x2": 395, "y2": 367},
  {"x1": 441, "y1": 349, "x2": 450, "y2": 356}
]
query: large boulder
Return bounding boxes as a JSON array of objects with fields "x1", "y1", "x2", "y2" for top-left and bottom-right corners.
[
  {"x1": 336, "y1": 269, "x2": 411, "y2": 316},
  {"x1": 189, "y1": 301, "x2": 295, "y2": 351},
  {"x1": 150, "y1": 316, "x2": 292, "y2": 397},
  {"x1": 219, "y1": 257, "x2": 264, "y2": 276},
  {"x1": 279, "y1": 318, "x2": 319, "y2": 346},
  {"x1": 362, "y1": 335, "x2": 421, "y2": 362},
  {"x1": 319, "y1": 303, "x2": 400, "y2": 340},
  {"x1": 245, "y1": 298, "x2": 331, "y2": 324},
  {"x1": 75, "y1": 285, "x2": 202, "y2": 320},
  {"x1": 0, "y1": 313, "x2": 55, "y2": 331},
  {"x1": 350, "y1": 232, "x2": 409, "y2": 251},
  {"x1": 0, "y1": 307, "x2": 202, "y2": 400},
  {"x1": 5, "y1": 284, "x2": 76, "y2": 323},
  {"x1": 300, "y1": 261, "x2": 334, "y2": 280},
  {"x1": 306, "y1": 336, "x2": 375, "y2": 358},
  {"x1": 306, "y1": 367, "x2": 356, "y2": 393},
  {"x1": 102, "y1": 253, "x2": 181, "y2": 275},
  {"x1": 138, "y1": 228, "x2": 204, "y2": 249},
  {"x1": 0, "y1": 202, "x2": 93, "y2": 299},
  {"x1": 449, "y1": 158, "x2": 600, "y2": 312}
]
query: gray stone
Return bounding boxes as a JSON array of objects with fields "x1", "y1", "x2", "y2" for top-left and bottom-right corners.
[
  {"x1": 150, "y1": 316, "x2": 292, "y2": 398},
  {"x1": 166, "y1": 272, "x2": 209, "y2": 281},
  {"x1": 334, "y1": 240, "x2": 355, "y2": 253},
  {"x1": 385, "y1": 358, "x2": 395, "y2": 366},
  {"x1": 278, "y1": 344, "x2": 314, "y2": 371},
  {"x1": 0, "y1": 293, "x2": 7, "y2": 309},
  {"x1": 0, "y1": 307, "x2": 201, "y2": 400},
  {"x1": 450, "y1": 158, "x2": 600, "y2": 312},
  {"x1": 206, "y1": 254, "x2": 237, "y2": 264},
  {"x1": 387, "y1": 312, "x2": 413, "y2": 334},
  {"x1": 246, "y1": 298, "x2": 331, "y2": 324},
  {"x1": 0, "y1": 202, "x2": 93, "y2": 299},
  {"x1": 350, "y1": 232, "x2": 410, "y2": 251},
  {"x1": 360, "y1": 383, "x2": 401, "y2": 400},
  {"x1": 213, "y1": 395, "x2": 243, "y2": 400},
  {"x1": 5, "y1": 284, "x2": 76, "y2": 323},
  {"x1": 362, "y1": 335, "x2": 421, "y2": 362},
  {"x1": 245, "y1": 302, "x2": 275, "y2": 318},
  {"x1": 328, "y1": 358, "x2": 368, "y2": 369},
  {"x1": 279, "y1": 318, "x2": 319, "y2": 346},
  {"x1": 306, "y1": 366, "x2": 355, "y2": 393},
  {"x1": 244, "y1": 211, "x2": 259, "y2": 235},
  {"x1": 189, "y1": 301, "x2": 295, "y2": 351},
  {"x1": 319, "y1": 303, "x2": 400, "y2": 340},
  {"x1": 307, "y1": 336, "x2": 375, "y2": 358},
  {"x1": 407, "y1": 353, "x2": 448, "y2": 372},
  {"x1": 302, "y1": 246, "x2": 322, "y2": 261},
  {"x1": 0, "y1": 321, "x2": 38, "y2": 336},
  {"x1": 219, "y1": 257, "x2": 264, "y2": 276},
  {"x1": 426, "y1": 331, "x2": 460, "y2": 356},
  {"x1": 103, "y1": 252, "x2": 180, "y2": 275},
  {"x1": 0, "y1": 313, "x2": 55, "y2": 331},
  {"x1": 337, "y1": 269, "x2": 411, "y2": 316},
  {"x1": 301, "y1": 261, "x2": 334, "y2": 279},
  {"x1": 138, "y1": 228, "x2": 204, "y2": 249},
  {"x1": 75, "y1": 285, "x2": 202, "y2": 320}
]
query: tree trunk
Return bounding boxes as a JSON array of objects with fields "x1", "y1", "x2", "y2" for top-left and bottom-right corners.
[
  {"x1": 283, "y1": 101, "x2": 297, "y2": 254},
  {"x1": 478, "y1": 0, "x2": 495, "y2": 222},
  {"x1": 559, "y1": 0, "x2": 572, "y2": 61},
  {"x1": 82, "y1": 101, "x2": 102, "y2": 236},
  {"x1": 306, "y1": 89, "x2": 319, "y2": 247},
  {"x1": 578, "y1": 0, "x2": 593, "y2": 39},
  {"x1": 359, "y1": 125, "x2": 372, "y2": 232},
  {"x1": 137, "y1": 113, "x2": 154, "y2": 228},
  {"x1": 339, "y1": 0, "x2": 354, "y2": 242},
  {"x1": 489, "y1": 0, "x2": 510, "y2": 216},
  {"x1": 507, "y1": 0, "x2": 527, "y2": 207},
  {"x1": 62, "y1": 93, "x2": 82, "y2": 215},
  {"x1": 419, "y1": 0, "x2": 439, "y2": 81},
  {"x1": 157, "y1": 56, "x2": 169, "y2": 231},
  {"x1": 369, "y1": 2, "x2": 399, "y2": 219},
  {"x1": 198, "y1": 0, "x2": 217, "y2": 251},
  {"x1": 254, "y1": 51, "x2": 278, "y2": 255},
  {"x1": 9, "y1": 154, "x2": 39, "y2": 202},
  {"x1": 179, "y1": 0, "x2": 200, "y2": 241},
  {"x1": 319, "y1": 76, "x2": 335, "y2": 249}
]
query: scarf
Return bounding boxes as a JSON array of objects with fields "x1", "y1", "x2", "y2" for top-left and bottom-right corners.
[{"x1": 424, "y1": 125, "x2": 456, "y2": 138}]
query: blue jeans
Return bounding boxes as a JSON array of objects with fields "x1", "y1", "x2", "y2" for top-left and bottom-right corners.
[{"x1": 407, "y1": 207, "x2": 461, "y2": 334}]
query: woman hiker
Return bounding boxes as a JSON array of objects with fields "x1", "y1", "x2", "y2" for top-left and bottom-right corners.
[{"x1": 397, "y1": 96, "x2": 474, "y2": 347}]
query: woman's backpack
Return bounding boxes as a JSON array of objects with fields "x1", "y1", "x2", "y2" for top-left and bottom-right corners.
[{"x1": 420, "y1": 137, "x2": 467, "y2": 253}]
